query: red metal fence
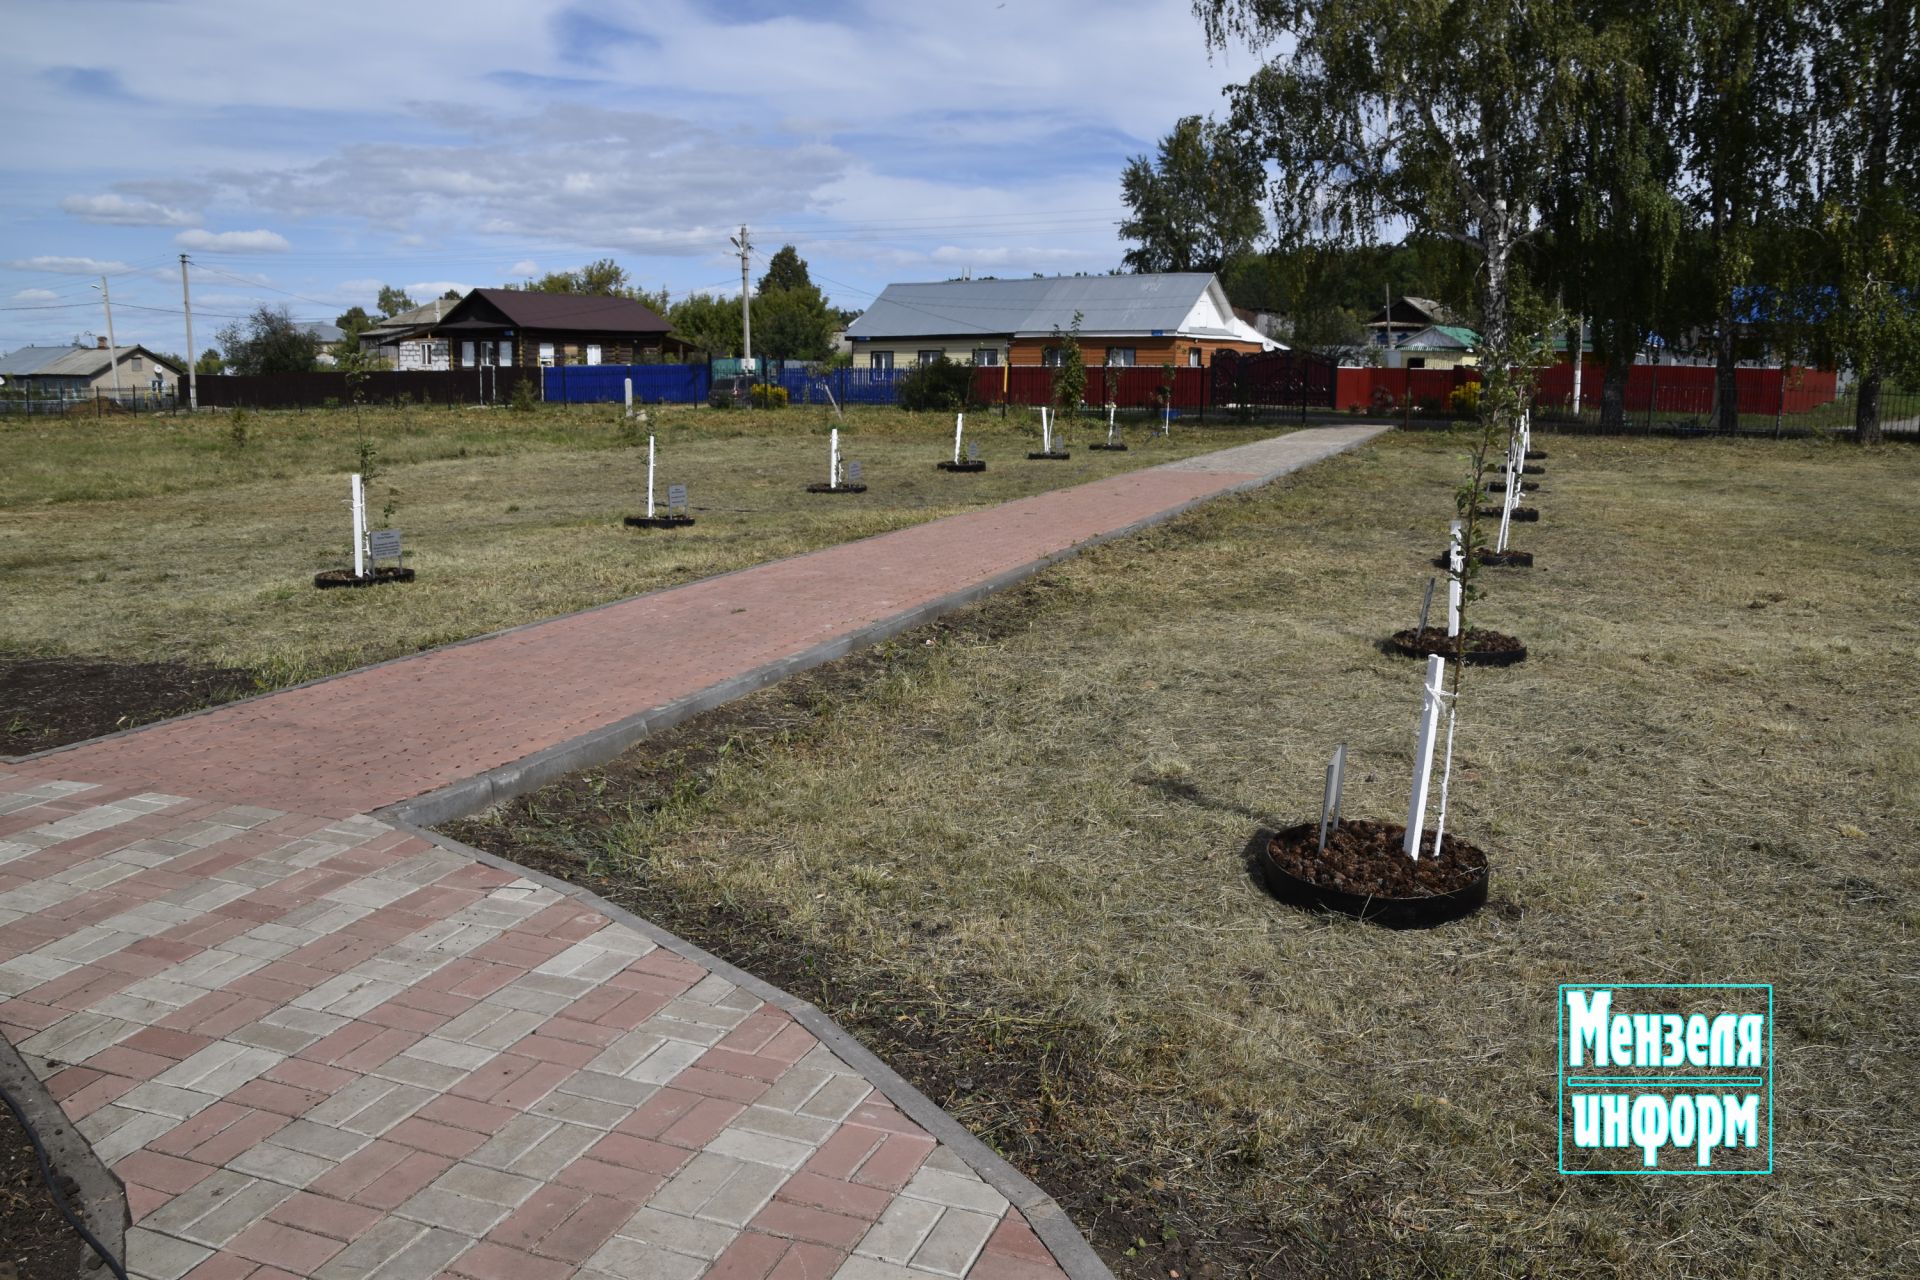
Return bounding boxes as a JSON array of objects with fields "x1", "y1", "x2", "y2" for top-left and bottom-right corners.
[{"x1": 1333, "y1": 362, "x2": 1840, "y2": 416}]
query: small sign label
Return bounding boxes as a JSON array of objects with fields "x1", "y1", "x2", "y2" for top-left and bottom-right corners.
[
  {"x1": 667, "y1": 484, "x2": 688, "y2": 510},
  {"x1": 967, "y1": 441, "x2": 980, "y2": 461},
  {"x1": 368, "y1": 529, "x2": 402, "y2": 561},
  {"x1": 847, "y1": 460, "x2": 863, "y2": 483}
]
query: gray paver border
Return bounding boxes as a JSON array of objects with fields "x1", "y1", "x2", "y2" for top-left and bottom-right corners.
[{"x1": 0, "y1": 1022, "x2": 129, "y2": 1273}]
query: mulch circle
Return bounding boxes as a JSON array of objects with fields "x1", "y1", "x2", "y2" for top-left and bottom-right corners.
[
  {"x1": 1525, "y1": 449, "x2": 1547, "y2": 460},
  {"x1": 1087, "y1": 442, "x2": 1129, "y2": 451},
  {"x1": 1477, "y1": 506, "x2": 1539, "y2": 521},
  {"x1": 1521, "y1": 464, "x2": 1545, "y2": 475},
  {"x1": 1485, "y1": 482, "x2": 1544, "y2": 495},
  {"x1": 935, "y1": 460, "x2": 987, "y2": 472},
  {"x1": 1258, "y1": 820, "x2": 1490, "y2": 928},
  {"x1": 805, "y1": 483, "x2": 867, "y2": 494},
  {"x1": 1027, "y1": 451, "x2": 1071, "y2": 461},
  {"x1": 624, "y1": 515, "x2": 696, "y2": 528},
  {"x1": 1432, "y1": 549, "x2": 1534, "y2": 568},
  {"x1": 313, "y1": 567, "x2": 415, "y2": 589},
  {"x1": 1387, "y1": 626, "x2": 1528, "y2": 665}
]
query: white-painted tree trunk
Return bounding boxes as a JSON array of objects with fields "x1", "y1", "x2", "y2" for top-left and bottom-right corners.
[
  {"x1": 1403, "y1": 654, "x2": 1446, "y2": 859},
  {"x1": 647, "y1": 435, "x2": 656, "y2": 519},
  {"x1": 953, "y1": 414, "x2": 964, "y2": 464},
  {"x1": 1447, "y1": 521, "x2": 1463, "y2": 636},
  {"x1": 830, "y1": 428, "x2": 841, "y2": 488},
  {"x1": 350, "y1": 473, "x2": 367, "y2": 579},
  {"x1": 625, "y1": 378, "x2": 634, "y2": 419},
  {"x1": 1107, "y1": 403, "x2": 1116, "y2": 444},
  {"x1": 1041, "y1": 407, "x2": 1052, "y2": 453}
]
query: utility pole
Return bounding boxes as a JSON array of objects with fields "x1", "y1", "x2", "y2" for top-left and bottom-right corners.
[
  {"x1": 179, "y1": 254, "x2": 198, "y2": 410},
  {"x1": 93, "y1": 276, "x2": 123, "y2": 404},
  {"x1": 730, "y1": 224, "x2": 753, "y2": 365}
]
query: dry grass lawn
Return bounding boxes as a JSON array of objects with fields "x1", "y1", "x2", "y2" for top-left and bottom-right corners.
[
  {"x1": 449, "y1": 432, "x2": 1920, "y2": 1278},
  {"x1": 0, "y1": 400, "x2": 1268, "y2": 692}
]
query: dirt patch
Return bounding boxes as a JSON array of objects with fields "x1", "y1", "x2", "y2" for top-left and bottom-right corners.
[
  {"x1": 2, "y1": 656, "x2": 255, "y2": 754},
  {"x1": 0, "y1": 1101, "x2": 84, "y2": 1280},
  {"x1": 1386, "y1": 627, "x2": 1527, "y2": 665},
  {"x1": 1266, "y1": 820, "x2": 1487, "y2": 898}
]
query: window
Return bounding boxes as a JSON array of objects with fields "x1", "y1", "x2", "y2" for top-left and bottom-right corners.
[
  {"x1": 1104, "y1": 347, "x2": 1136, "y2": 367},
  {"x1": 1041, "y1": 347, "x2": 1062, "y2": 367},
  {"x1": 1187, "y1": 348, "x2": 1201, "y2": 368},
  {"x1": 462, "y1": 341, "x2": 476, "y2": 367},
  {"x1": 918, "y1": 350, "x2": 942, "y2": 367},
  {"x1": 586, "y1": 343, "x2": 603, "y2": 365},
  {"x1": 538, "y1": 343, "x2": 556, "y2": 366},
  {"x1": 1407, "y1": 357, "x2": 1428, "y2": 369},
  {"x1": 498, "y1": 341, "x2": 513, "y2": 366},
  {"x1": 869, "y1": 351, "x2": 893, "y2": 371},
  {"x1": 973, "y1": 348, "x2": 999, "y2": 366},
  {"x1": 130, "y1": 355, "x2": 143, "y2": 371}
]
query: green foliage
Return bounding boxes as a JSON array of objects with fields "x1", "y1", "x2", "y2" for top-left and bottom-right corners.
[
  {"x1": 334, "y1": 305, "x2": 376, "y2": 345},
  {"x1": 752, "y1": 285, "x2": 835, "y2": 363},
  {"x1": 376, "y1": 286, "x2": 416, "y2": 319},
  {"x1": 1119, "y1": 115, "x2": 1266, "y2": 273},
  {"x1": 510, "y1": 376, "x2": 538, "y2": 414},
  {"x1": 757, "y1": 245, "x2": 814, "y2": 295},
  {"x1": 195, "y1": 348, "x2": 224, "y2": 376},
  {"x1": 896, "y1": 358, "x2": 975, "y2": 412},
  {"x1": 1448, "y1": 382, "x2": 1483, "y2": 417},
  {"x1": 748, "y1": 383, "x2": 789, "y2": 409},
  {"x1": 1049, "y1": 313, "x2": 1088, "y2": 416},
  {"x1": 669, "y1": 294, "x2": 742, "y2": 359},
  {"x1": 227, "y1": 408, "x2": 250, "y2": 450},
  {"x1": 214, "y1": 305, "x2": 320, "y2": 376}
]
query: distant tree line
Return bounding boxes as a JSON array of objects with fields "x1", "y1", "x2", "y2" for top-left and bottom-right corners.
[{"x1": 1122, "y1": 0, "x2": 1915, "y2": 438}]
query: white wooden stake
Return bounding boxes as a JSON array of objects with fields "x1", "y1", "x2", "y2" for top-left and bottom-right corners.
[
  {"x1": 1106, "y1": 403, "x2": 1116, "y2": 444},
  {"x1": 349, "y1": 473, "x2": 366, "y2": 579},
  {"x1": 647, "y1": 435, "x2": 656, "y2": 519},
  {"x1": 1403, "y1": 654, "x2": 1446, "y2": 859},
  {"x1": 953, "y1": 413, "x2": 964, "y2": 464},
  {"x1": 830, "y1": 427, "x2": 840, "y2": 489},
  {"x1": 1040, "y1": 407, "x2": 1051, "y2": 453},
  {"x1": 1163, "y1": 403, "x2": 1171, "y2": 436},
  {"x1": 624, "y1": 377, "x2": 634, "y2": 419},
  {"x1": 1447, "y1": 521, "x2": 1463, "y2": 637},
  {"x1": 1430, "y1": 699, "x2": 1460, "y2": 858}
]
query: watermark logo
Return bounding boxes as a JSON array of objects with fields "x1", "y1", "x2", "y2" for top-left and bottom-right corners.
[{"x1": 1558, "y1": 984, "x2": 1773, "y2": 1175}]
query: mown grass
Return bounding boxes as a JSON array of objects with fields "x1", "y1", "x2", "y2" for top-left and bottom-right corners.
[
  {"x1": 0, "y1": 400, "x2": 1273, "y2": 690},
  {"x1": 450, "y1": 432, "x2": 1920, "y2": 1278}
]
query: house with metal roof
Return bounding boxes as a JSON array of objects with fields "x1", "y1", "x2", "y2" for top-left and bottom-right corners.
[
  {"x1": 1389, "y1": 323, "x2": 1481, "y2": 370},
  {"x1": 357, "y1": 299, "x2": 461, "y2": 370},
  {"x1": 0, "y1": 339, "x2": 183, "y2": 400},
  {"x1": 841, "y1": 273, "x2": 1281, "y2": 372},
  {"x1": 426, "y1": 289, "x2": 679, "y2": 369}
]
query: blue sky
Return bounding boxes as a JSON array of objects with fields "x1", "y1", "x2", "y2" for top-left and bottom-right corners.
[{"x1": 0, "y1": 0, "x2": 1263, "y2": 356}]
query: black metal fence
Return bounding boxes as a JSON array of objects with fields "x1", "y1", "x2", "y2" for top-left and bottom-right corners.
[{"x1": 183, "y1": 367, "x2": 543, "y2": 410}]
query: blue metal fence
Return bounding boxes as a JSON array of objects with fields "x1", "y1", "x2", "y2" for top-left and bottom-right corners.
[{"x1": 542, "y1": 363, "x2": 712, "y2": 404}]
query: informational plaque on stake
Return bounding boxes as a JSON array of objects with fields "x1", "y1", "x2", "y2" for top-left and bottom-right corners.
[
  {"x1": 967, "y1": 440, "x2": 981, "y2": 462},
  {"x1": 667, "y1": 484, "x2": 688, "y2": 512},
  {"x1": 368, "y1": 529, "x2": 402, "y2": 562},
  {"x1": 847, "y1": 460, "x2": 863, "y2": 484}
]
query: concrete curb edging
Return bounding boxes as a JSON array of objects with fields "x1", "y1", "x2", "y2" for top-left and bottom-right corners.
[
  {"x1": 395, "y1": 817, "x2": 1116, "y2": 1280},
  {"x1": 0, "y1": 1028, "x2": 129, "y2": 1274}
]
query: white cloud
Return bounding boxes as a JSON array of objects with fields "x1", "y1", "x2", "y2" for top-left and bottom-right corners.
[
  {"x1": 2, "y1": 255, "x2": 134, "y2": 275},
  {"x1": 507, "y1": 260, "x2": 539, "y2": 277},
  {"x1": 61, "y1": 193, "x2": 201, "y2": 226},
  {"x1": 403, "y1": 281, "x2": 471, "y2": 298},
  {"x1": 11, "y1": 288, "x2": 60, "y2": 303},
  {"x1": 175, "y1": 229, "x2": 292, "y2": 253}
]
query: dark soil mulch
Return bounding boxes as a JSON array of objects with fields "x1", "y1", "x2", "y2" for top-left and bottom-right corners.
[
  {"x1": 1027, "y1": 451, "x2": 1071, "y2": 460},
  {"x1": 625, "y1": 515, "x2": 696, "y2": 528},
  {"x1": 935, "y1": 460, "x2": 987, "y2": 472},
  {"x1": 1484, "y1": 482, "x2": 1544, "y2": 495},
  {"x1": 1087, "y1": 442, "x2": 1129, "y2": 451},
  {"x1": 1267, "y1": 819, "x2": 1487, "y2": 898},
  {"x1": 806, "y1": 483, "x2": 867, "y2": 494},
  {"x1": 2, "y1": 656, "x2": 256, "y2": 755},
  {"x1": 1432, "y1": 549, "x2": 1534, "y2": 568},
  {"x1": 313, "y1": 566, "x2": 414, "y2": 588},
  {"x1": 1, "y1": 1101, "x2": 84, "y2": 1280},
  {"x1": 1476, "y1": 506, "x2": 1539, "y2": 521},
  {"x1": 1387, "y1": 627, "x2": 1528, "y2": 665}
]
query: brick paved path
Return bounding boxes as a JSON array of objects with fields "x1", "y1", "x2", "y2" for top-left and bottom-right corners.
[{"x1": 1, "y1": 429, "x2": 1384, "y2": 1279}]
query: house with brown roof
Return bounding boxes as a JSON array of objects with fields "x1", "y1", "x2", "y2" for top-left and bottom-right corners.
[{"x1": 428, "y1": 289, "x2": 679, "y2": 369}]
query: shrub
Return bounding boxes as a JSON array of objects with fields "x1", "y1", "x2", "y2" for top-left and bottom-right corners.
[
  {"x1": 228, "y1": 408, "x2": 250, "y2": 449},
  {"x1": 896, "y1": 357, "x2": 975, "y2": 412},
  {"x1": 749, "y1": 383, "x2": 789, "y2": 409},
  {"x1": 510, "y1": 376, "x2": 538, "y2": 413},
  {"x1": 1449, "y1": 382, "x2": 1483, "y2": 416}
]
